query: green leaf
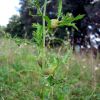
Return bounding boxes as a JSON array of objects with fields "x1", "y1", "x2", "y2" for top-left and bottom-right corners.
[
  {"x1": 58, "y1": 14, "x2": 83, "y2": 30},
  {"x1": 67, "y1": 23, "x2": 78, "y2": 30},
  {"x1": 43, "y1": 16, "x2": 51, "y2": 28},
  {"x1": 33, "y1": 0, "x2": 42, "y2": 16},
  {"x1": 32, "y1": 23, "x2": 43, "y2": 46},
  {"x1": 47, "y1": 75, "x2": 54, "y2": 86},
  {"x1": 57, "y1": 0, "x2": 62, "y2": 19},
  {"x1": 74, "y1": 14, "x2": 85, "y2": 21}
]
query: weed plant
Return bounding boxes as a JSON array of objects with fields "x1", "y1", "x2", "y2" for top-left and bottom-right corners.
[{"x1": 0, "y1": 0, "x2": 100, "y2": 100}]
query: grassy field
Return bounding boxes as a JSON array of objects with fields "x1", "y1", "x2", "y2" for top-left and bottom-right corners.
[{"x1": 0, "y1": 38, "x2": 100, "y2": 100}]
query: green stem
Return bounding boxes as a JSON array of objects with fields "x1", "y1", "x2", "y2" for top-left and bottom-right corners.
[
  {"x1": 43, "y1": 0, "x2": 47, "y2": 49},
  {"x1": 51, "y1": 86, "x2": 54, "y2": 100},
  {"x1": 42, "y1": 0, "x2": 47, "y2": 69}
]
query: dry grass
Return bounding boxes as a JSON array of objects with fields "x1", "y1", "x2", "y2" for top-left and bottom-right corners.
[{"x1": 0, "y1": 38, "x2": 100, "y2": 100}]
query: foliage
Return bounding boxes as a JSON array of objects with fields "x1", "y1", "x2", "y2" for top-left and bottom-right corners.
[
  {"x1": 32, "y1": 0, "x2": 84, "y2": 47},
  {"x1": 0, "y1": 38, "x2": 100, "y2": 100},
  {"x1": 5, "y1": 0, "x2": 85, "y2": 39},
  {"x1": 6, "y1": 15, "x2": 24, "y2": 38},
  {"x1": 1, "y1": 1, "x2": 99, "y2": 100},
  {"x1": 19, "y1": 0, "x2": 35, "y2": 37},
  {"x1": 0, "y1": 26, "x2": 6, "y2": 37},
  {"x1": 32, "y1": 23, "x2": 43, "y2": 46}
]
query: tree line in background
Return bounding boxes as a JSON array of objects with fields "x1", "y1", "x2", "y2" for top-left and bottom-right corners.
[
  {"x1": 0, "y1": 0, "x2": 100, "y2": 48},
  {"x1": 3, "y1": 0, "x2": 88, "y2": 37}
]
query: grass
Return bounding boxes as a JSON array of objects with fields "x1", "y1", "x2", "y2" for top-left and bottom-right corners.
[
  {"x1": 0, "y1": 37, "x2": 100, "y2": 100},
  {"x1": 0, "y1": 0, "x2": 99, "y2": 99}
]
